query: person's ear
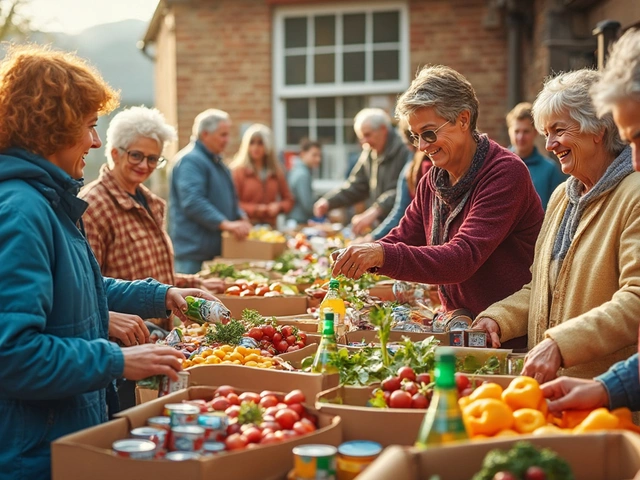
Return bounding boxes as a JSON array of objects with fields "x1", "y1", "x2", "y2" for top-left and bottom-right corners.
[
  {"x1": 458, "y1": 110, "x2": 471, "y2": 131},
  {"x1": 110, "y1": 148, "x2": 120, "y2": 163}
]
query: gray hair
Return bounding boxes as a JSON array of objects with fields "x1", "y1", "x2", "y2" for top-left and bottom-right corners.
[
  {"x1": 396, "y1": 65, "x2": 479, "y2": 132},
  {"x1": 192, "y1": 108, "x2": 230, "y2": 139},
  {"x1": 532, "y1": 69, "x2": 626, "y2": 157},
  {"x1": 591, "y1": 28, "x2": 640, "y2": 116},
  {"x1": 353, "y1": 108, "x2": 391, "y2": 136},
  {"x1": 105, "y1": 106, "x2": 177, "y2": 168}
]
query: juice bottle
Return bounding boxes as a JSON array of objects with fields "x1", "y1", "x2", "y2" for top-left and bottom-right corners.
[
  {"x1": 318, "y1": 278, "x2": 346, "y2": 334},
  {"x1": 311, "y1": 311, "x2": 339, "y2": 374},
  {"x1": 415, "y1": 348, "x2": 468, "y2": 448}
]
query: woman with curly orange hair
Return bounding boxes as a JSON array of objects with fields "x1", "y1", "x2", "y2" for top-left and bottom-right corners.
[{"x1": 0, "y1": 44, "x2": 215, "y2": 479}]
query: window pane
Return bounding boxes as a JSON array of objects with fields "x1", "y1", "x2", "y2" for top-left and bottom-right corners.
[
  {"x1": 286, "y1": 99, "x2": 309, "y2": 119},
  {"x1": 343, "y1": 13, "x2": 365, "y2": 45},
  {"x1": 314, "y1": 53, "x2": 335, "y2": 83},
  {"x1": 318, "y1": 126, "x2": 336, "y2": 144},
  {"x1": 285, "y1": 55, "x2": 306, "y2": 85},
  {"x1": 344, "y1": 95, "x2": 365, "y2": 119},
  {"x1": 287, "y1": 126, "x2": 309, "y2": 145},
  {"x1": 285, "y1": 17, "x2": 307, "y2": 48},
  {"x1": 343, "y1": 125, "x2": 357, "y2": 144},
  {"x1": 316, "y1": 98, "x2": 336, "y2": 119},
  {"x1": 373, "y1": 50, "x2": 399, "y2": 81},
  {"x1": 373, "y1": 11, "x2": 399, "y2": 43},
  {"x1": 315, "y1": 15, "x2": 335, "y2": 46},
  {"x1": 343, "y1": 51, "x2": 365, "y2": 82}
]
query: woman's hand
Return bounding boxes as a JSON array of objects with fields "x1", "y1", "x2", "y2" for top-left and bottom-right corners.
[
  {"x1": 541, "y1": 377, "x2": 609, "y2": 413},
  {"x1": 331, "y1": 243, "x2": 384, "y2": 279},
  {"x1": 471, "y1": 317, "x2": 502, "y2": 348},
  {"x1": 266, "y1": 202, "x2": 281, "y2": 218},
  {"x1": 200, "y1": 277, "x2": 225, "y2": 293},
  {"x1": 350, "y1": 206, "x2": 380, "y2": 235},
  {"x1": 122, "y1": 344, "x2": 185, "y2": 382},
  {"x1": 166, "y1": 287, "x2": 218, "y2": 324},
  {"x1": 521, "y1": 338, "x2": 563, "y2": 384},
  {"x1": 108, "y1": 312, "x2": 150, "y2": 346}
]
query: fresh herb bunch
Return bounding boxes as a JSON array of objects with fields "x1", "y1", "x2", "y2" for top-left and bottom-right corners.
[
  {"x1": 473, "y1": 441, "x2": 574, "y2": 480},
  {"x1": 457, "y1": 355, "x2": 504, "y2": 375},
  {"x1": 241, "y1": 309, "x2": 264, "y2": 326},
  {"x1": 391, "y1": 337, "x2": 438, "y2": 373},
  {"x1": 204, "y1": 319, "x2": 246, "y2": 346},
  {"x1": 208, "y1": 263, "x2": 237, "y2": 279}
]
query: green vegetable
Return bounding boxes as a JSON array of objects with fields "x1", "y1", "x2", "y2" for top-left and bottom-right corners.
[
  {"x1": 367, "y1": 389, "x2": 387, "y2": 409},
  {"x1": 472, "y1": 441, "x2": 574, "y2": 480},
  {"x1": 237, "y1": 401, "x2": 264, "y2": 425},
  {"x1": 369, "y1": 304, "x2": 394, "y2": 367},
  {"x1": 241, "y1": 309, "x2": 264, "y2": 326},
  {"x1": 204, "y1": 319, "x2": 246, "y2": 345},
  {"x1": 208, "y1": 263, "x2": 237, "y2": 279}
]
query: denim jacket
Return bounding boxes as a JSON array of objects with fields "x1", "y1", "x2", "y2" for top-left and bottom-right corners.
[{"x1": 596, "y1": 353, "x2": 640, "y2": 411}]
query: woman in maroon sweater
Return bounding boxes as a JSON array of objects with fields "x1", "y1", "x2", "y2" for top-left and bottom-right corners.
[{"x1": 333, "y1": 65, "x2": 544, "y2": 317}]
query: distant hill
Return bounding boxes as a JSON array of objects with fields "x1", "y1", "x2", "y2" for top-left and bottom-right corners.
[{"x1": 16, "y1": 19, "x2": 155, "y2": 182}]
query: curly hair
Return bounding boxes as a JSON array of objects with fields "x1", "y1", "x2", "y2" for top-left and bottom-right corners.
[{"x1": 0, "y1": 44, "x2": 119, "y2": 156}]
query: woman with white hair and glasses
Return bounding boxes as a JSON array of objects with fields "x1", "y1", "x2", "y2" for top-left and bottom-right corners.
[
  {"x1": 474, "y1": 66, "x2": 640, "y2": 385},
  {"x1": 332, "y1": 65, "x2": 544, "y2": 330},
  {"x1": 81, "y1": 106, "x2": 224, "y2": 339}
]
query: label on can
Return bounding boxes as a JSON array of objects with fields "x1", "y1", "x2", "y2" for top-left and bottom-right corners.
[
  {"x1": 112, "y1": 439, "x2": 157, "y2": 459},
  {"x1": 166, "y1": 404, "x2": 200, "y2": 427},
  {"x1": 170, "y1": 425, "x2": 205, "y2": 452},
  {"x1": 293, "y1": 444, "x2": 337, "y2": 480},
  {"x1": 184, "y1": 296, "x2": 231, "y2": 325},
  {"x1": 198, "y1": 412, "x2": 229, "y2": 441},
  {"x1": 159, "y1": 371, "x2": 190, "y2": 397},
  {"x1": 130, "y1": 427, "x2": 167, "y2": 450}
]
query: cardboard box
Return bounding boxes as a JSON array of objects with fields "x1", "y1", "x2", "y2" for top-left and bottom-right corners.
[
  {"x1": 358, "y1": 432, "x2": 640, "y2": 480},
  {"x1": 344, "y1": 329, "x2": 451, "y2": 346},
  {"x1": 52, "y1": 386, "x2": 342, "y2": 480},
  {"x1": 276, "y1": 315, "x2": 319, "y2": 333},
  {"x1": 218, "y1": 294, "x2": 308, "y2": 318},
  {"x1": 367, "y1": 284, "x2": 395, "y2": 301},
  {"x1": 221, "y1": 232, "x2": 287, "y2": 260}
]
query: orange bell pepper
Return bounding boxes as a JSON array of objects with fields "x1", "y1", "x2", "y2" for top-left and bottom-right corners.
[
  {"x1": 611, "y1": 408, "x2": 640, "y2": 434},
  {"x1": 558, "y1": 409, "x2": 591, "y2": 429},
  {"x1": 573, "y1": 408, "x2": 619, "y2": 434},
  {"x1": 468, "y1": 383, "x2": 503, "y2": 402},
  {"x1": 501, "y1": 376, "x2": 543, "y2": 411},
  {"x1": 512, "y1": 408, "x2": 546, "y2": 434},
  {"x1": 463, "y1": 398, "x2": 514, "y2": 437}
]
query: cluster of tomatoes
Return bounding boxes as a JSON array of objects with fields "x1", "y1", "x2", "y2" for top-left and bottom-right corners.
[
  {"x1": 245, "y1": 324, "x2": 307, "y2": 355},
  {"x1": 225, "y1": 280, "x2": 292, "y2": 297},
  {"x1": 209, "y1": 386, "x2": 318, "y2": 451}
]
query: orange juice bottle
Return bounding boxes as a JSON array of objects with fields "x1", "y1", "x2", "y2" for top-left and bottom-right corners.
[{"x1": 318, "y1": 278, "x2": 346, "y2": 335}]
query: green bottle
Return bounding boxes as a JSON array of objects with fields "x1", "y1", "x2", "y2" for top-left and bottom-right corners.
[
  {"x1": 311, "y1": 310, "x2": 338, "y2": 374},
  {"x1": 415, "y1": 348, "x2": 468, "y2": 448}
]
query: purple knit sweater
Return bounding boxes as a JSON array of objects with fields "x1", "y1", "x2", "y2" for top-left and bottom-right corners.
[{"x1": 378, "y1": 139, "x2": 544, "y2": 316}]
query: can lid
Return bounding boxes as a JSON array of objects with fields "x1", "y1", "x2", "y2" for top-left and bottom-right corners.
[
  {"x1": 338, "y1": 440, "x2": 383, "y2": 457},
  {"x1": 292, "y1": 444, "x2": 338, "y2": 457},
  {"x1": 203, "y1": 441, "x2": 226, "y2": 453},
  {"x1": 112, "y1": 439, "x2": 156, "y2": 452},
  {"x1": 165, "y1": 403, "x2": 200, "y2": 413},
  {"x1": 165, "y1": 451, "x2": 201, "y2": 461},
  {"x1": 131, "y1": 427, "x2": 163, "y2": 436},
  {"x1": 148, "y1": 416, "x2": 171, "y2": 425}
]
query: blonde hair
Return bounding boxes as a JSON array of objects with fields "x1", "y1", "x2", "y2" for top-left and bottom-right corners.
[{"x1": 230, "y1": 124, "x2": 281, "y2": 174}]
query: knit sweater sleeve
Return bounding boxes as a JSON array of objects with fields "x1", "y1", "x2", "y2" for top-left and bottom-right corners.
[
  {"x1": 477, "y1": 282, "x2": 532, "y2": 342},
  {"x1": 377, "y1": 148, "x2": 540, "y2": 285}
]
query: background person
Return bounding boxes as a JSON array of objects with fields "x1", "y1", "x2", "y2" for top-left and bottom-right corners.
[
  {"x1": 313, "y1": 108, "x2": 409, "y2": 235},
  {"x1": 287, "y1": 138, "x2": 322, "y2": 225},
  {"x1": 230, "y1": 124, "x2": 293, "y2": 227},
  {"x1": 507, "y1": 102, "x2": 566, "y2": 209},
  {"x1": 473, "y1": 69, "x2": 639, "y2": 384},
  {"x1": 169, "y1": 109, "x2": 251, "y2": 274},
  {"x1": 0, "y1": 44, "x2": 213, "y2": 480}
]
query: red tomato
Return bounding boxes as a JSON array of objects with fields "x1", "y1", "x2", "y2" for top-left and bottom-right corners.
[
  {"x1": 242, "y1": 427, "x2": 262, "y2": 444},
  {"x1": 416, "y1": 373, "x2": 431, "y2": 385},
  {"x1": 281, "y1": 326, "x2": 294, "y2": 337},
  {"x1": 460, "y1": 387, "x2": 474, "y2": 398},
  {"x1": 226, "y1": 393, "x2": 240, "y2": 406},
  {"x1": 259, "y1": 421, "x2": 280, "y2": 431},
  {"x1": 260, "y1": 433, "x2": 280, "y2": 444},
  {"x1": 276, "y1": 402, "x2": 288, "y2": 409},
  {"x1": 224, "y1": 405, "x2": 241, "y2": 418},
  {"x1": 293, "y1": 420, "x2": 316, "y2": 435},
  {"x1": 402, "y1": 381, "x2": 418, "y2": 396},
  {"x1": 383, "y1": 390, "x2": 391, "y2": 405},
  {"x1": 286, "y1": 345, "x2": 300, "y2": 353},
  {"x1": 455, "y1": 374, "x2": 470, "y2": 392},
  {"x1": 238, "y1": 392, "x2": 261, "y2": 404},
  {"x1": 265, "y1": 406, "x2": 280, "y2": 417},
  {"x1": 261, "y1": 325, "x2": 276, "y2": 339},
  {"x1": 411, "y1": 393, "x2": 429, "y2": 409},
  {"x1": 284, "y1": 390, "x2": 306, "y2": 405},
  {"x1": 382, "y1": 376, "x2": 402, "y2": 392},
  {"x1": 295, "y1": 340, "x2": 306, "y2": 349},
  {"x1": 397, "y1": 366, "x2": 416, "y2": 382},
  {"x1": 215, "y1": 385, "x2": 236, "y2": 397},
  {"x1": 524, "y1": 467, "x2": 546, "y2": 480},
  {"x1": 226, "y1": 423, "x2": 241, "y2": 436},
  {"x1": 287, "y1": 403, "x2": 305, "y2": 417},
  {"x1": 259, "y1": 395, "x2": 279, "y2": 409},
  {"x1": 389, "y1": 390, "x2": 412, "y2": 409},
  {"x1": 211, "y1": 397, "x2": 230, "y2": 411},
  {"x1": 225, "y1": 433, "x2": 248, "y2": 450},
  {"x1": 281, "y1": 429, "x2": 298, "y2": 439},
  {"x1": 276, "y1": 341, "x2": 289, "y2": 353},
  {"x1": 286, "y1": 335, "x2": 296, "y2": 346},
  {"x1": 247, "y1": 327, "x2": 263, "y2": 341},
  {"x1": 303, "y1": 413, "x2": 318, "y2": 426},
  {"x1": 275, "y1": 408, "x2": 300, "y2": 430},
  {"x1": 272, "y1": 332, "x2": 283, "y2": 344},
  {"x1": 298, "y1": 332, "x2": 307, "y2": 344},
  {"x1": 262, "y1": 414, "x2": 276, "y2": 423},
  {"x1": 259, "y1": 390, "x2": 284, "y2": 401},
  {"x1": 261, "y1": 428, "x2": 275, "y2": 437}
]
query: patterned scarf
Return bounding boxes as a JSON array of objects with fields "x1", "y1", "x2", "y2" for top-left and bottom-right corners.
[
  {"x1": 429, "y1": 133, "x2": 489, "y2": 245},
  {"x1": 552, "y1": 146, "x2": 633, "y2": 261}
]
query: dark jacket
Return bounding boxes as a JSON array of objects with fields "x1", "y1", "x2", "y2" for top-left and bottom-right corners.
[
  {"x1": 287, "y1": 158, "x2": 315, "y2": 224},
  {"x1": 169, "y1": 140, "x2": 244, "y2": 261},
  {"x1": 323, "y1": 128, "x2": 410, "y2": 219},
  {"x1": 597, "y1": 354, "x2": 640, "y2": 411},
  {"x1": 0, "y1": 148, "x2": 170, "y2": 480}
]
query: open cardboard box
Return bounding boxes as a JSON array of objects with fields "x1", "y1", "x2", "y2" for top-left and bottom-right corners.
[
  {"x1": 52, "y1": 386, "x2": 342, "y2": 480},
  {"x1": 218, "y1": 294, "x2": 308, "y2": 318},
  {"x1": 357, "y1": 432, "x2": 640, "y2": 480},
  {"x1": 275, "y1": 314, "x2": 319, "y2": 333},
  {"x1": 343, "y1": 329, "x2": 451, "y2": 347},
  {"x1": 221, "y1": 232, "x2": 287, "y2": 260}
]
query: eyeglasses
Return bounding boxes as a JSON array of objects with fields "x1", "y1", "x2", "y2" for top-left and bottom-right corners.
[
  {"x1": 119, "y1": 147, "x2": 166, "y2": 168},
  {"x1": 409, "y1": 120, "x2": 450, "y2": 148}
]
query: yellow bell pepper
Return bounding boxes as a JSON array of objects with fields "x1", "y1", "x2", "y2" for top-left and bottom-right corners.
[
  {"x1": 463, "y1": 398, "x2": 514, "y2": 437},
  {"x1": 533, "y1": 425, "x2": 564, "y2": 435},
  {"x1": 512, "y1": 408, "x2": 546, "y2": 434},
  {"x1": 573, "y1": 408, "x2": 619, "y2": 434},
  {"x1": 494, "y1": 429, "x2": 519, "y2": 437},
  {"x1": 502, "y1": 376, "x2": 543, "y2": 411},
  {"x1": 611, "y1": 408, "x2": 640, "y2": 434},
  {"x1": 468, "y1": 383, "x2": 504, "y2": 402}
]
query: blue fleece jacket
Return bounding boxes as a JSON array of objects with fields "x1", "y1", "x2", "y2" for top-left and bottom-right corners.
[
  {"x1": 0, "y1": 148, "x2": 170, "y2": 480},
  {"x1": 596, "y1": 353, "x2": 640, "y2": 411}
]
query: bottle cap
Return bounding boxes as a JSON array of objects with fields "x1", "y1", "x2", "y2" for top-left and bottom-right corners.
[{"x1": 329, "y1": 278, "x2": 340, "y2": 289}]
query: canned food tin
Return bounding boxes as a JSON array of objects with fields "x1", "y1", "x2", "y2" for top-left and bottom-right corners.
[
  {"x1": 170, "y1": 425, "x2": 205, "y2": 452},
  {"x1": 184, "y1": 296, "x2": 231, "y2": 325},
  {"x1": 293, "y1": 444, "x2": 337, "y2": 480},
  {"x1": 165, "y1": 403, "x2": 200, "y2": 427},
  {"x1": 165, "y1": 451, "x2": 202, "y2": 461},
  {"x1": 336, "y1": 441, "x2": 382, "y2": 480},
  {"x1": 147, "y1": 416, "x2": 171, "y2": 432},
  {"x1": 198, "y1": 412, "x2": 229, "y2": 441},
  {"x1": 202, "y1": 441, "x2": 226, "y2": 456},
  {"x1": 112, "y1": 439, "x2": 157, "y2": 459},
  {"x1": 130, "y1": 427, "x2": 167, "y2": 450},
  {"x1": 159, "y1": 371, "x2": 190, "y2": 397}
]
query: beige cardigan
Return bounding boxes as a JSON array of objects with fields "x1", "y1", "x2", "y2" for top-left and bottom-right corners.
[{"x1": 479, "y1": 172, "x2": 640, "y2": 379}]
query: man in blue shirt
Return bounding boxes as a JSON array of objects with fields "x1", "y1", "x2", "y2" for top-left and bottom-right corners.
[
  {"x1": 169, "y1": 109, "x2": 251, "y2": 274},
  {"x1": 507, "y1": 102, "x2": 566, "y2": 210}
]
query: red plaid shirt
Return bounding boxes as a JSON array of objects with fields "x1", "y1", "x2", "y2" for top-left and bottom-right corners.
[{"x1": 80, "y1": 165, "x2": 201, "y2": 290}]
